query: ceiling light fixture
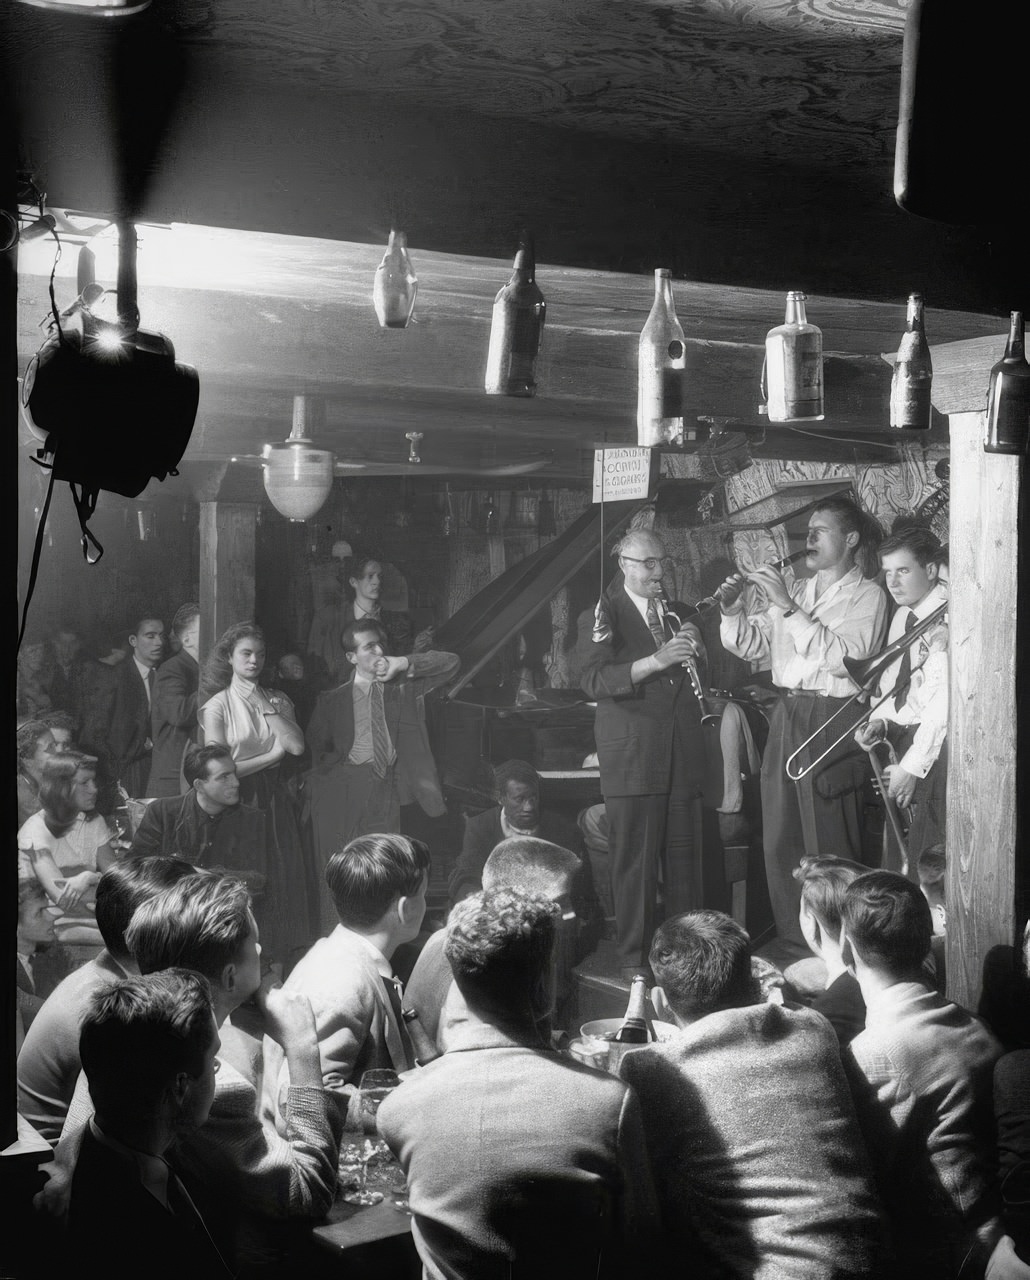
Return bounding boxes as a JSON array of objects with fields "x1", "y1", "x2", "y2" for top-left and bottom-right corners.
[
  {"x1": 15, "y1": 0, "x2": 151, "y2": 15},
  {"x1": 262, "y1": 395, "x2": 336, "y2": 522}
]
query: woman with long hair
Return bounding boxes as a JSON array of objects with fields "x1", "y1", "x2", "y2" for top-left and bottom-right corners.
[
  {"x1": 198, "y1": 621, "x2": 316, "y2": 965},
  {"x1": 17, "y1": 750, "x2": 115, "y2": 950}
]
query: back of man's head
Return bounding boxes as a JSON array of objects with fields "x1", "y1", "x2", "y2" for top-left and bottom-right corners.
[
  {"x1": 482, "y1": 837, "x2": 580, "y2": 899},
  {"x1": 325, "y1": 833, "x2": 430, "y2": 929},
  {"x1": 445, "y1": 887, "x2": 559, "y2": 1024},
  {"x1": 95, "y1": 856, "x2": 199, "y2": 959},
  {"x1": 79, "y1": 969, "x2": 214, "y2": 1127},
  {"x1": 650, "y1": 910, "x2": 757, "y2": 1021},
  {"x1": 841, "y1": 871, "x2": 932, "y2": 977},
  {"x1": 124, "y1": 871, "x2": 253, "y2": 981},
  {"x1": 793, "y1": 855, "x2": 869, "y2": 940}
]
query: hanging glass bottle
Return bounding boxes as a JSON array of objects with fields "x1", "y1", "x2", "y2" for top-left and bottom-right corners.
[
  {"x1": 763, "y1": 291, "x2": 824, "y2": 422},
  {"x1": 984, "y1": 311, "x2": 1030, "y2": 454},
  {"x1": 484, "y1": 233, "x2": 546, "y2": 397},
  {"x1": 637, "y1": 268, "x2": 691, "y2": 446},
  {"x1": 373, "y1": 230, "x2": 418, "y2": 329},
  {"x1": 890, "y1": 293, "x2": 933, "y2": 430}
]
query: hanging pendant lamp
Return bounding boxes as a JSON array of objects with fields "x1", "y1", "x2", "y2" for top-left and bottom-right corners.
[{"x1": 262, "y1": 395, "x2": 335, "y2": 522}]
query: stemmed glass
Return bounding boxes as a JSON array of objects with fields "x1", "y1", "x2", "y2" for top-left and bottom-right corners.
[{"x1": 340, "y1": 1069, "x2": 401, "y2": 1207}]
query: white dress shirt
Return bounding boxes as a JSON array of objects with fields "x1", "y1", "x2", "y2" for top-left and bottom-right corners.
[
  {"x1": 133, "y1": 655, "x2": 154, "y2": 708},
  {"x1": 720, "y1": 565, "x2": 888, "y2": 697},
  {"x1": 874, "y1": 583, "x2": 948, "y2": 777},
  {"x1": 624, "y1": 584, "x2": 670, "y2": 633},
  {"x1": 348, "y1": 671, "x2": 396, "y2": 767}
]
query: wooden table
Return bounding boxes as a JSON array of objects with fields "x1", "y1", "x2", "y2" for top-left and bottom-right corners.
[{"x1": 305, "y1": 1182, "x2": 421, "y2": 1278}]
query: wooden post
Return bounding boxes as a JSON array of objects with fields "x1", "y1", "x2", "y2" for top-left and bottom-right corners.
[
  {"x1": 199, "y1": 502, "x2": 258, "y2": 659},
  {"x1": 946, "y1": 410, "x2": 1021, "y2": 1008}
]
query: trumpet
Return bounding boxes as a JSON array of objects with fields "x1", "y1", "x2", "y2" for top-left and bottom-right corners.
[
  {"x1": 660, "y1": 591, "x2": 720, "y2": 725},
  {"x1": 691, "y1": 548, "x2": 810, "y2": 615},
  {"x1": 783, "y1": 601, "x2": 948, "y2": 782}
]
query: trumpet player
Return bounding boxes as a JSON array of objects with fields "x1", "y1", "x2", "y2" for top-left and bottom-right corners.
[
  {"x1": 581, "y1": 529, "x2": 709, "y2": 978},
  {"x1": 854, "y1": 526, "x2": 949, "y2": 858},
  {"x1": 718, "y1": 495, "x2": 888, "y2": 956}
]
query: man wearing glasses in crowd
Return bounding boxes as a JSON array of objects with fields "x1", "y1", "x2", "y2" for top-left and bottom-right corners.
[{"x1": 581, "y1": 529, "x2": 708, "y2": 980}]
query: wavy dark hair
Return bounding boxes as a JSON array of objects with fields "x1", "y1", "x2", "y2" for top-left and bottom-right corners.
[
  {"x1": 37, "y1": 749, "x2": 102, "y2": 836},
  {"x1": 811, "y1": 495, "x2": 883, "y2": 580},
  {"x1": 200, "y1": 621, "x2": 267, "y2": 702},
  {"x1": 344, "y1": 553, "x2": 383, "y2": 601}
]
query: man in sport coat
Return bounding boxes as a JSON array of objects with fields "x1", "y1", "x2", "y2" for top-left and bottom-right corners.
[{"x1": 580, "y1": 528, "x2": 707, "y2": 976}]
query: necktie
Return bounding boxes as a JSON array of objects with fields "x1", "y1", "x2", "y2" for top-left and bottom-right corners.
[
  {"x1": 645, "y1": 598, "x2": 667, "y2": 650},
  {"x1": 894, "y1": 609, "x2": 919, "y2": 710},
  {"x1": 146, "y1": 667, "x2": 155, "y2": 706},
  {"x1": 369, "y1": 681, "x2": 391, "y2": 778},
  {"x1": 385, "y1": 975, "x2": 415, "y2": 1070}
]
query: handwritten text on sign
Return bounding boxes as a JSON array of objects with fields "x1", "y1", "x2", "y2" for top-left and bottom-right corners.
[{"x1": 592, "y1": 447, "x2": 654, "y2": 503}]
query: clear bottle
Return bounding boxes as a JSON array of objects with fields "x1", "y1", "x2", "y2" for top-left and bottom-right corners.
[
  {"x1": 373, "y1": 230, "x2": 418, "y2": 329},
  {"x1": 984, "y1": 311, "x2": 1030, "y2": 455},
  {"x1": 637, "y1": 268, "x2": 689, "y2": 447},
  {"x1": 764, "y1": 291, "x2": 824, "y2": 422},
  {"x1": 484, "y1": 236, "x2": 546, "y2": 397},
  {"x1": 890, "y1": 293, "x2": 933, "y2": 430}
]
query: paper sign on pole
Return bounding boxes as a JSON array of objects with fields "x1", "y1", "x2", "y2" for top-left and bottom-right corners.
[{"x1": 592, "y1": 447, "x2": 655, "y2": 503}]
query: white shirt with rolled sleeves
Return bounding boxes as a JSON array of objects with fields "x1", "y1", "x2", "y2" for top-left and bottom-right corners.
[
  {"x1": 720, "y1": 564, "x2": 888, "y2": 697},
  {"x1": 872, "y1": 582, "x2": 948, "y2": 778}
]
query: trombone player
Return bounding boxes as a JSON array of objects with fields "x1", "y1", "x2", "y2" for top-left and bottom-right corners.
[
  {"x1": 717, "y1": 495, "x2": 888, "y2": 957},
  {"x1": 854, "y1": 526, "x2": 949, "y2": 861}
]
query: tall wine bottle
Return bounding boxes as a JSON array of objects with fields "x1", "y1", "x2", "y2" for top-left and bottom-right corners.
[
  {"x1": 373, "y1": 230, "x2": 418, "y2": 329},
  {"x1": 612, "y1": 974, "x2": 652, "y2": 1044},
  {"x1": 984, "y1": 312, "x2": 1030, "y2": 455},
  {"x1": 484, "y1": 235, "x2": 546, "y2": 397},
  {"x1": 637, "y1": 268, "x2": 690, "y2": 447},
  {"x1": 890, "y1": 293, "x2": 933, "y2": 430},
  {"x1": 764, "y1": 291, "x2": 824, "y2": 422}
]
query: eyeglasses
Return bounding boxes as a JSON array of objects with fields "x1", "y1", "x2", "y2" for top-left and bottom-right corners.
[{"x1": 619, "y1": 554, "x2": 663, "y2": 571}]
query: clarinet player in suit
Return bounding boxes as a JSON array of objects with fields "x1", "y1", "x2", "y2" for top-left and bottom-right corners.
[{"x1": 580, "y1": 528, "x2": 709, "y2": 980}]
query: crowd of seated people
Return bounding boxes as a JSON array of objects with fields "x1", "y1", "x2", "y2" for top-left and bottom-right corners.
[{"x1": 11, "y1": 816, "x2": 1027, "y2": 1280}]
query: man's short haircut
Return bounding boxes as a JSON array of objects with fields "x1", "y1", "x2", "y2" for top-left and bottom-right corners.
[
  {"x1": 184, "y1": 743, "x2": 235, "y2": 788},
  {"x1": 171, "y1": 602, "x2": 201, "y2": 638},
  {"x1": 445, "y1": 887, "x2": 559, "y2": 1013},
  {"x1": 482, "y1": 837, "x2": 580, "y2": 897},
  {"x1": 125, "y1": 871, "x2": 253, "y2": 980},
  {"x1": 129, "y1": 615, "x2": 163, "y2": 639},
  {"x1": 611, "y1": 529, "x2": 663, "y2": 560},
  {"x1": 878, "y1": 526, "x2": 944, "y2": 568},
  {"x1": 95, "y1": 856, "x2": 199, "y2": 956},
  {"x1": 40, "y1": 709, "x2": 77, "y2": 737},
  {"x1": 325, "y1": 834, "x2": 431, "y2": 928},
  {"x1": 792, "y1": 855, "x2": 870, "y2": 940},
  {"x1": 348, "y1": 554, "x2": 381, "y2": 583},
  {"x1": 811, "y1": 494, "x2": 883, "y2": 580},
  {"x1": 341, "y1": 619, "x2": 388, "y2": 655},
  {"x1": 916, "y1": 843, "x2": 946, "y2": 887},
  {"x1": 493, "y1": 759, "x2": 540, "y2": 798},
  {"x1": 650, "y1": 910, "x2": 757, "y2": 1020},
  {"x1": 79, "y1": 970, "x2": 214, "y2": 1122},
  {"x1": 841, "y1": 871, "x2": 933, "y2": 974}
]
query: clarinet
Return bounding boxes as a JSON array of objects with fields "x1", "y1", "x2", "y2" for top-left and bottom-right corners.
[{"x1": 659, "y1": 589, "x2": 720, "y2": 725}]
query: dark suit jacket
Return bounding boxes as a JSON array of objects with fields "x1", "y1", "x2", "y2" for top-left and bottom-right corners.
[
  {"x1": 68, "y1": 1129, "x2": 232, "y2": 1280},
  {"x1": 580, "y1": 584, "x2": 704, "y2": 797},
  {"x1": 305, "y1": 650, "x2": 459, "y2": 816},
  {"x1": 147, "y1": 650, "x2": 200, "y2": 797},
  {"x1": 129, "y1": 792, "x2": 268, "y2": 892},
  {"x1": 90, "y1": 660, "x2": 153, "y2": 800},
  {"x1": 447, "y1": 806, "x2": 581, "y2": 904},
  {"x1": 812, "y1": 969, "x2": 867, "y2": 1047}
]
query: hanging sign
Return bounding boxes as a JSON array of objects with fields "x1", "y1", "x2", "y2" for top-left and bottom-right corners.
[{"x1": 592, "y1": 447, "x2": 655, "y2": 503}]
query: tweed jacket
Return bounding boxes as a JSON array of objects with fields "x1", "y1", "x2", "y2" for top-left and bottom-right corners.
[
  {"x1": 147, "y1": 649, "x2": 200, "y2": 797},
  {"x1": 580, "y1": 583, "x2": 705, "y2": 796},
  {"x1": 260, "y1": 924, "x2": 409, "y2": 1133},
  {"x1": 845, "y1": 982, "x2": 1004, "y2": 1278},
  {"x1": 305, "y1": 649, "x2": 458, "y2": 817},
  {"x1": 378, "y1": 1019, "x2": 661, "y2": 1279},
  {"x1": 620, "y1": 1001, "x2": 891, "y2": 1279}
]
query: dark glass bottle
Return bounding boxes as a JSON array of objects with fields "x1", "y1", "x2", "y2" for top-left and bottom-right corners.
[
  {"x1": 484, "y1": 236, "x2": 546, "y2": 397},
  {"x1": 638, "y1": 268, "x2": 690, "y2": 446},
  {"x1": 763, "y1": 291, "x2": 824, "y2": 422},
  {"x1": 612, "y1": 974, "x2": 652, "y2": 1044},
  {"x1": 890, "y1": 293, "x2": 933, "y2": 430},
  {"x1": 984, "y1": 312, "x2": 1030, "y2": 455},
  {"x1": 401, "y1": 1007, "x2": 442, "y2": 1067}
]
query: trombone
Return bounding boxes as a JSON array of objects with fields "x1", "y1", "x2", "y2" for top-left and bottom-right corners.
[{"x1": 783, "y1": 601, "x2": 948, "y2": 782}]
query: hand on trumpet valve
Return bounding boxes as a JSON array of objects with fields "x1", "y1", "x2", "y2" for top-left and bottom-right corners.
[
  {"x1": 882, "y1": 764, "x2": 917, "y2": 809},
  {"x1": 744, "y1": 563, "x2": 793, "y2": 612},
  {"x1": 854, "y1": 718, "x2": 887, "y2": 752}
]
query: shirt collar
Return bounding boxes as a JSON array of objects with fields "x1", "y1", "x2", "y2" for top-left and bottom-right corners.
[
  {"x1": 909, "y1": 582, "x2": 949, "y2": 620},
  {"x1": 132, "y1": 655, "x2": 153, "y2": 683},
  {"x1": 89, "y1": 1118, "x2": 172, "y2": 1210},
  {"x1": 500, "y1": 809, "x2": 539, "y2": 840},
  {"x1": 334, "y1": 924, "x2": 393, "y2": 980},
  {"x1": 862, "y1": 979, "x2": 932, "y2": 1022},
  {"x1": 804, "y1": 563, "x2": 864, "y2": 605},
  {"x1": 353, "y1": 670, "x2": 375, "y2": 691},
  {"x1": 623, "y1": 583, "x2": 662, "y2": 622},
  {"x1": 354, "y1": 602, "x2": 381, "y2": 620}
]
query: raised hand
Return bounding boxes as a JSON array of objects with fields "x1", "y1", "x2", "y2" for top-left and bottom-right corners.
[
  {"x1": 745, "y1": 564, "x2": 793, "y2": 612},
  {"x1": 716, "y1": 573, "x2": 747, "y2": 610},
  {"x1": 255, "y1": 978, "x2": 319, "y2": 1050},
  {"x1": 854, "y1": 718, "x2": 887, "y2": 751},
  {"x1": 375, "y1": 655, "x2": 409, "y2": 682}
]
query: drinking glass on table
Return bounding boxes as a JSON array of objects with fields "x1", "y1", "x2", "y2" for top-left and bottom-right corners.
[{"x1": 341, "y1": 1070, "x2": 401, "y2": 1206}]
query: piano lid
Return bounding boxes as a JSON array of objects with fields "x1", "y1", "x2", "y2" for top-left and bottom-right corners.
[{"x1": 434, "y1": 497, "x2": 645, "y2": 701}]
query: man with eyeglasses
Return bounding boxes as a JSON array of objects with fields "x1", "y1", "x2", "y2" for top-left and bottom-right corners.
[{"x1": 581, "y1": 529, "x2": 709, "y2": 980}]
